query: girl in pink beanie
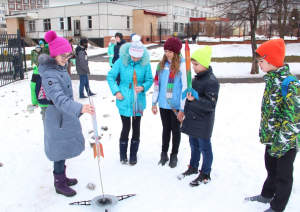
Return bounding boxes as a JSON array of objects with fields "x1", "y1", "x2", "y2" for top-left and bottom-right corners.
[
  {"x1": 152, "y1": 37, "x2": 187, "y2": 168},
  {"x1": 38, "y1": 31, "x2": 95, "y2": 197}
]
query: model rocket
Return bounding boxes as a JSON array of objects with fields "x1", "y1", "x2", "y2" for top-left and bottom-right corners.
[
  {"x1": 182, "y1": 40, "x2": 199, "y2": 100},
  {"x1": 133, "y1": 69, "x2": 143, "y2": 118}
]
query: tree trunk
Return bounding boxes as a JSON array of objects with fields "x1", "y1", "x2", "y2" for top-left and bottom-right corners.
[{"x1": 250, "y1": 21, "x2": 259, "y2": 74}]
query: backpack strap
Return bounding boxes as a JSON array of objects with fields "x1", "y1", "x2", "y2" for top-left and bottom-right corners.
[{"x1": 282, "y1": 76, "x2": 299, "y2": 102}]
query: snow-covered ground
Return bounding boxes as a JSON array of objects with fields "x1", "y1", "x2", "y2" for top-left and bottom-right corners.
[{"x1": 0, "y1": 74, "x2": 299, "y2": 212}]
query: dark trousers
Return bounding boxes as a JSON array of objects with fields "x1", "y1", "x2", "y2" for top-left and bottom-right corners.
[
  {"x1": 54, "y1": 160, "x2": 66, "y2": 175},
  {"x1": 120, "y1": 115, "x2": 141, "y2": 141},
  {"x1": 79, "y1": 74, "x2": 90, "y2": 97},
  {"x1": 159, "y1": 108, "x2": 181, "y2": 155},
  {"x1": 261, "y1": 146, "x2": 296, "y2": 212},
  {"x1": 13, "y1": 66, "x2": 20, "y2": 79}
]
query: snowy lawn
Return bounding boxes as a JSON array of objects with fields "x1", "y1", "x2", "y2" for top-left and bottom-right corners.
[{"x1": 0, "y1": 75, "x2": 299, "y2": 212}]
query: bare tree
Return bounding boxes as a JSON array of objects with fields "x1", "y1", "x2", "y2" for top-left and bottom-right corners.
[{"x1": 217, "y1": 0, "x2": 277, "y2": 74}]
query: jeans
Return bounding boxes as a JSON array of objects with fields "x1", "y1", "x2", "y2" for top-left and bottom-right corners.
[
  {"x1": 189, "y1": 136, "x2": 213, "y2": 175},
  {"x1": 79, "y1": 74, "x2": 90, "y2": 97},
  {"x1": 54, "y1": 160, "x2": 65, "y2": 174}
]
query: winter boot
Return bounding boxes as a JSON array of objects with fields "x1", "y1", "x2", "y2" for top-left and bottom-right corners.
[
  {"x1": 189, "y1": 172, "x2": 211, "y2": 187},
  {"x1": 119, "y1": 140, "x2": 129, "y2": 164},
  {"x1": 264, "y1": 207, "x2": 276, "y2": 212},
  {"x1": 158, "y1": 152, "x2": 169, "y2": 166},
  {"x1": 169, "y1": 153, "x2": 178, "y2": 168},
  {"x1": 64, "y1": 165, "x2": 78, "y2": 186},
  {"x1": 244, "y1": 195, "x2": 273, "y2": 204},
  {"x1": 177, "y1": 165, "x2": 199, "y2": 180},
  {"x1": 89, "y1": 92, "x2": 96, "y2": 96},
  {"x1": 53, "y1": 171, "x2": 76, "y2": 197},
  {"x1": 129, "y1": 139, "x2": 140, "y2": 165}
]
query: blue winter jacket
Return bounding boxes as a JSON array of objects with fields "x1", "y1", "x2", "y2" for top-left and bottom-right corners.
[
  {"x1": 152, "y1": 58, "x2": 187, "y2": 111},
  {"x1": 107, "y1": 43, "x2": 153, "y2": 117},
  {"x1": 38, "y1": 54, "x2": 85, "y2": 162}
]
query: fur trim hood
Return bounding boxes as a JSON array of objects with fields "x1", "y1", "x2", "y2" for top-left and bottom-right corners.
[
  {"x1": 38, "y1": 54, "x2": 67, "y2": 77},
  {"x1": 119, "y1": 43, "x2": 150, "y2": 67}
]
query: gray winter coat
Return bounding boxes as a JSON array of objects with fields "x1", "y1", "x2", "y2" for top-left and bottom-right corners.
[
  {"x1": 38, "y1": 54, "x2": 85, "y2": 162},
  {"x1": 75, "y1": 46, "x2": 90, "y2": 75}
]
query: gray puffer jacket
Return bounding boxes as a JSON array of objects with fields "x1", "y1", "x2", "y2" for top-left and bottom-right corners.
[
  {"x1": 38, "y1": 54, "x2": 85, "y2": 162},
  {"x1": 75, "y1": 46, "x2": 90, "y2": 75}
]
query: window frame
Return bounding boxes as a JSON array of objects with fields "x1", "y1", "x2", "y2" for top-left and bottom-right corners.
[
  {"x1": 127, "y1": 16, "x2": 130, "y2": 29},
  {"x1": 185, "y1": 8, "x2": 189, "y2": 17},
  {"x1": 43, "y1": 18, "x2": 51, "y2": 31},
  {"x1": 88, "y1": 16, "x2": 92, "y2": 29},
  {"x1": 29, "y1": 20, "x2": 35, "y2": 32},
  {"x1": 174, "y1": 6, "x2": 178, "y2": 15},
  {"x1": 60, "y1": 17, "x2": 64, "y2": 30}
]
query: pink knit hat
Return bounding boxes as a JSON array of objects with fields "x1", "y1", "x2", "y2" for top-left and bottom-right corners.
[
  {"x1": 164, "y1": 37, "x2": 182, "y2": 54},
  {"x1": 44, "y1": 31, "x2": 72, "y2": 58}
]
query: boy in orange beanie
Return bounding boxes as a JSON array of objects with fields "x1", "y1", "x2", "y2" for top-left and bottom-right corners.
[{"x1": 245, "y1": 39, "x2": 299, "y2": 212}]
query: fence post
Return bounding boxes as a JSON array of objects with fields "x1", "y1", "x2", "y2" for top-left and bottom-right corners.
[
  {"x1": 17, "y1": 29, "x2": 24, "y2": 79},
  {"x1": 219, "y1": 21, "x2": 222, "y2": 42},
  {"x1": 159, "y1": 23, "x2": 162, "y2": 45}
]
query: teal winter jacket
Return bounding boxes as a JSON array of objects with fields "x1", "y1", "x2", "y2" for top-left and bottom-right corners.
[
  {"x1": 107, "y1": 43, "x2": 153, "y2": 117},
  {"x1": 108, "y1": 43, "x2": 116, "y2": 67}
]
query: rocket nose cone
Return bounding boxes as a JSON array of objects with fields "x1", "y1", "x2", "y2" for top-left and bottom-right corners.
[{"x1": 185, "y1": 40, "x2": 190, "y2": 50}]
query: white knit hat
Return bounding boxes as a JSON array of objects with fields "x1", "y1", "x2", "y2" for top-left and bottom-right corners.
[
  {"x1": 110, "y1": 37, "x2": 116, "y2": 41},
  {"x1": 129, "y1": 35, "x2": 144, "y2": 58}
]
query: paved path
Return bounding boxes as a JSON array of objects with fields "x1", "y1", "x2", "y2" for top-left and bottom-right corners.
[
  {"x1": 71, "y1": 74, "x2": 300, "y2": 84},
  {"x1": 89, "y1": 44, "x2": 163, "y2": 62}
]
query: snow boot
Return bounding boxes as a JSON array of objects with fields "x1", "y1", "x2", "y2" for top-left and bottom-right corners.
[
  {"x1": 129, "y1": 139, "x2": 140, "y2": 165},
  {"x1": 64, "y1": 165, "x2": 78, "y2": 186},
  {"x1": 244, "y1": 194, "x2": 273, "y2": 204},
  {"x1": 169, "y1": 153, "x2": 178, "y2": 168},
  {"x1": 158, "y1": 152, "x2": 169, "y2": 166},
  {"x1": 189, "y1": 172, "x2": 211, "y2": 187},
  {"x1": 119, "y1": 139, "x2": 128, "y2": 164},
  {"x1": 177, "y1": 165, "x2": 198, "y2": 180},
  {"x1": 89, "y1": 92, "x2": 96, "y2": 96},
  {"x1": 53, "y1": 171, "x2": 76, "y2": 197},
  {"x1": 264, "y1": 207, "x2": 276, "y2": 212}
]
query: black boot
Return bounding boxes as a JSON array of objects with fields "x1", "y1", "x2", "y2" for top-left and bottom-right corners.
[
  {"x1": 169, "y1": 153, "x2": 178, "y2": 168},
  {"x1": 158, "y1": 152, "x2": 169, "y2": 166},
  {"x1": 129, "y1": 139, "x2": 140, "y2": 165},
  {"x1": 177, "y1": 165, "x2": 198, "y2": 180},
  {"x1": 190, "y1": 172, "x2": 211, "y2": 187},
  {"x1": 119, "y1": 140, "x2": 128, "y2": 164}
]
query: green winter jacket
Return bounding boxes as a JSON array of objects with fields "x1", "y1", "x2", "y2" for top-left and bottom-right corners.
[
  {"x1": 31, "y1": 50, "x2": 40, "y2": 66},
  {"x1": 42, "y1": 44, "x2": 50, "y2": 55},
  {"x1": 30, "y1": 66, "x2": 48, "y2": 108},
  {"x1": 260, "y1": 64, "x2": 300, "y2": 158}
]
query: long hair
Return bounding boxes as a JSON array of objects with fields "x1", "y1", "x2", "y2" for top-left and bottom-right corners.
[{"x1": 159, "y1": 52, "x2": 181, "y2": 75}]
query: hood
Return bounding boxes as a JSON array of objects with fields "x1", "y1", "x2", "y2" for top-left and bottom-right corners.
[
  {"x1": 75, "y1": 45, "x2": 86, "y2": 55},
  {"x1": 38, "y1": 54, "x2": 67, "y2": 77},
  {"x1": 117, "y1": 39, "x2": 126, "y2": 46},
  {"x1": 119, "y1": 43, "x2": 150, "y2": 67}
]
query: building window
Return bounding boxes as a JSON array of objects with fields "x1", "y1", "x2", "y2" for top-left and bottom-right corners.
[
  {"x1": 180, "y1": 23, "x2": 184, "y2": 32},
  {"x1": 17, "y1": 0, "x2": 22, "y2": 3},
  {"x1": 9, "y1": 4, "x2": 14, "y2": 9},
  {"x1": 201, "y1": 0, "x2": 205, "y2": 5},
  {"x1": 180, "y1": 7, "x2": 184, "y2": 16},
  {"x1": 200, "y1": 11, "x2": 203, "y2": 17},
  {"x1": 174, "y1": 23, "x2": 178, "y2": 32},
  {"x1": 8, "y1": 0, "x2": 14, "y2": 2},
  {"x1": 29, "y1": 20, "x2": 35, "y2": 32},
  {"x1": 88, "y1": 16, "x2": 92, "y2": 29},
  {"x1": 16, "y1": 4, "x2": 22, "y2": 9},
  {"x1": 127, "y1": 16, "x2": 129, "y2": 29},
  {"x1": 31, "y1": 0, "x2": 35, "y2": 4},
  {"x1": 44, "y1": 0, "x2": 49, "y2": 6},
  {"x1": 174, "y1": 6, "x2": 178, "y2": 15},
  {"x1": 67, "y1": 17, "x2": 71, "y2": 30},
  {"x1": 191, "y1": 9, "x2": 194, "y2": 17},
  {"x1": 196, "y1": 0, "x2": 199, "y2": 3},
  {"x1": 60, "y1": 18, "x2": 64, "y2": 30},
  {"x1": 37, "y1": 0, "x2": 42, "y2": 4},
  {"x1": 205, "y1": 12, "x2": 207, "y2": 17},
  {"x1": 195, "y1": 10, "x2": 199, "y2": 17},
  {"x1": 43, "y1": 19, "x2": 51, "y2": 31},
  {"x1": 24, "y1": 0, "x2": 29, "y2": 3},
  {"x1": 24, "y1": 5, "x2": 29, "y2": 10},
  {"x1": 185, "y1": 8, "x2": 189, "y2": 16}
]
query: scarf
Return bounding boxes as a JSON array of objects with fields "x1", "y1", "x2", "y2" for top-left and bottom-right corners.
[{"x1": 154, "y1": 61, "x2": 176, "y2": 98}]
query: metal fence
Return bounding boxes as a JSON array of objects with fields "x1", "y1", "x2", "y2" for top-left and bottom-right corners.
[
  {"x1": 156, "y1": 21, "x2": 244, "y2": 43},
  {"x1": 0, "y1": 30, "x2": 26, "y2": 87}
]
